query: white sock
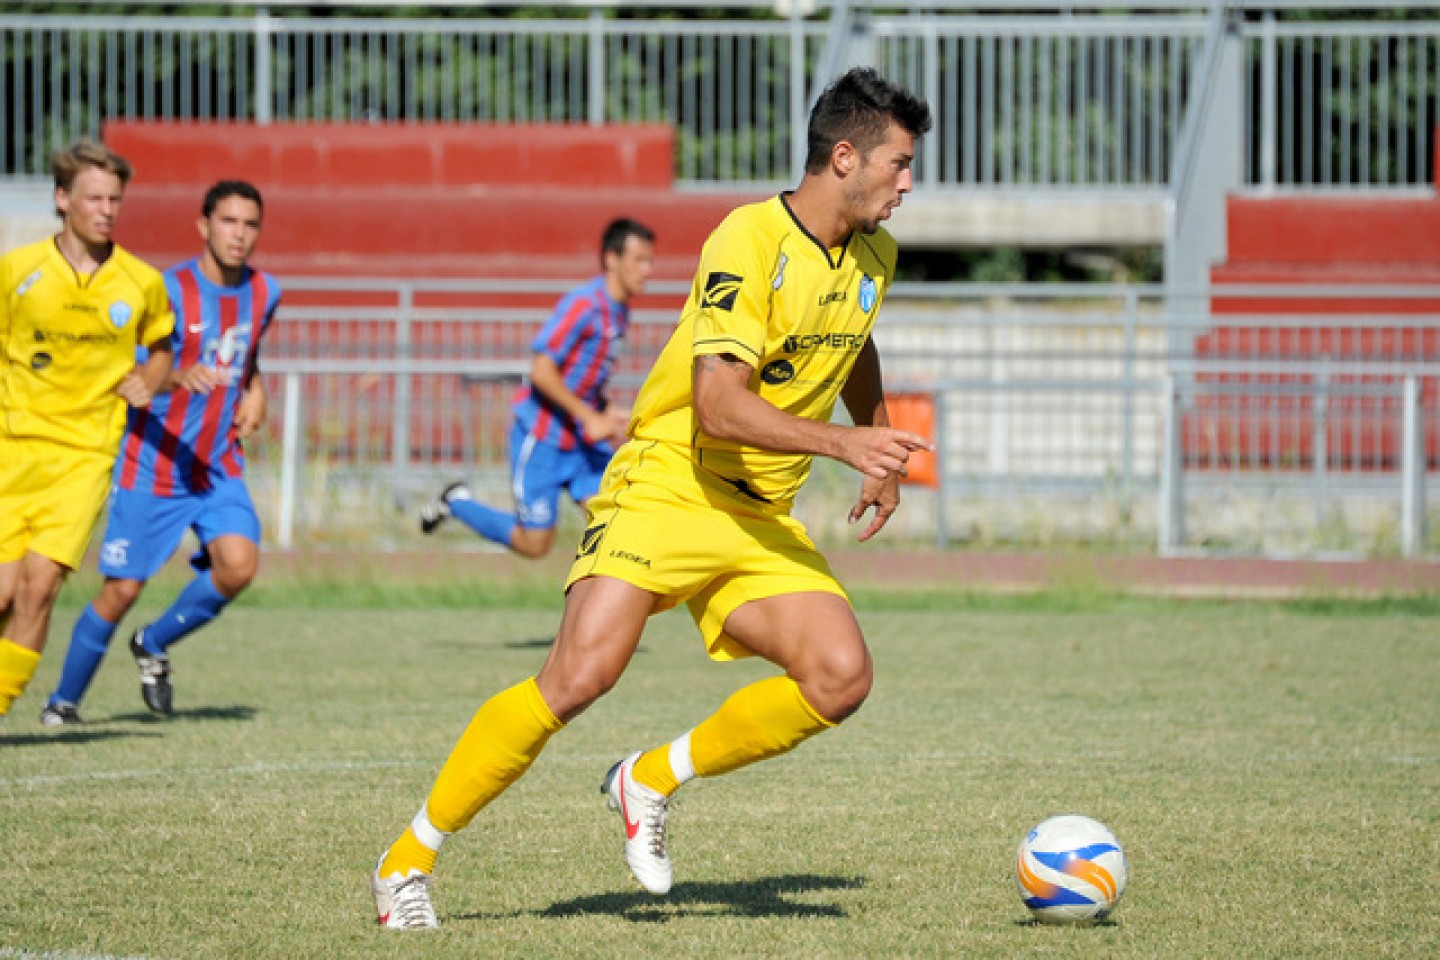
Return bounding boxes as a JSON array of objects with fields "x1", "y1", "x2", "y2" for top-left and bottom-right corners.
[
  {"x1": 412, "y1": 805, "x2": 451, "y2": 851},
  {"x1": 669, "y1": 731, "x2": 696, "y2": 786}
]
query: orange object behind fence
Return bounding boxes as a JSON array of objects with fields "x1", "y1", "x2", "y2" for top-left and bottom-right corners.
[{"x1": 885, "y1": 392, "x2": 939, "y2": 488}]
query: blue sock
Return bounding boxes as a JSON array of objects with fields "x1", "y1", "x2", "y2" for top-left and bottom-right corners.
[
  {"x1": 448, "y1": 498, "x2": 518, "y2": 547},
  {"x1": 50, "y1": 604, "x2": 119, "y2": 707},
  {"x1": 143, "y1": 571, "x2": 229, "y2": 654}
]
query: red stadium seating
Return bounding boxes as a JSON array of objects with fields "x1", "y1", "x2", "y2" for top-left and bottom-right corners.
[
  {"x1": 105, "y1": 121, "x2": 762, "y2": 282},
  {"x1": 103, "y1": 121, "x2": 766, "y2": 461},
  {"x1": 1197, "y1": 166, "x2": 1440, "y2": 470}
]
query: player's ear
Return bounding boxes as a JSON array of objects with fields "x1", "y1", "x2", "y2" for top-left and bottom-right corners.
[
  {"x1": 196, "y1": 215, "x2": 210, "y2": 242},
  {"x1": 833, "y1": 139, "x2": 859, "y2": 177}
]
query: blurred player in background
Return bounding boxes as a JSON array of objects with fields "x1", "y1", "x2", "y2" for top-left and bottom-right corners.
[
  {"x1": 0, "y1": 140, "x2": 174, "y2": 720},
  {"x1": 371, "y1": 67, "x2": 932, "y2": 929},
  {"x1": 40, "y1": 180, "x2": 279, "y2": 724},
  {"x1": 418, "y1": 217, "x2": 655, "y2": 559}
]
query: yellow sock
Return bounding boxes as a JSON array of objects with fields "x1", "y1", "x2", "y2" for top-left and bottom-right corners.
[
  {"x1": 632, "y1": 746, "x2": 682, "y2": 797},
  {"x1": 0, "y1": 639, "x2": 41, "y2": 716},
  {"x1": 688, "y1": 675, "x2": 835, "y2": 780},
  {"x1": 424, "y1": 677, "x2": 564, "y2": 834},
  {"x1": 380, "y1": 826, "x2": 438, "y2": 878}
]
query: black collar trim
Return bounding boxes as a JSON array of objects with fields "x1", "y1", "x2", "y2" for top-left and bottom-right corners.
[{"x1": 778, "y1": 192, "x2": 849, "y2": 270}]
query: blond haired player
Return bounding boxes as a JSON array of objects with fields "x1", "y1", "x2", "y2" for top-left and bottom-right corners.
[
  {"x1": 0, "y1": 140, "x2": 175, "y2": 718},
  {"x1": 371, "y1": 67, "x2": 933, "y2": 929}
]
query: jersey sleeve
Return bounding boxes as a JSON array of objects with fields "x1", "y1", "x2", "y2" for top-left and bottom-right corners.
[
  {"x1": 530, "y1": 295, "x2": 594, "y2": 368},
  {"x1": 690, "y1": 214, "x2": 772, "y2": 367},
  {"x1": 137, "y1": 271, "x2": 177, "y2": 348}
]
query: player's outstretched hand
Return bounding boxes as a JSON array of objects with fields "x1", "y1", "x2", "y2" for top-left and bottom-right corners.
[
  {"x1": 839, "y1": 427, "x2": 931, "y2": 541},
  {"x1": 174, "y1": 365, "x2": 227, "y2": 396},
  {"x1": 838, "y1": 426, "x2": 932, "y2": 481},
  {"x1": 116, "y1": 369, "x2": 155, "y2": 408}
]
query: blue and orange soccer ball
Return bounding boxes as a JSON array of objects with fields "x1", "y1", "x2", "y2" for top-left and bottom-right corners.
[{"x1": 1015, "y1": 814, "x2": 1129, "y2": 925}]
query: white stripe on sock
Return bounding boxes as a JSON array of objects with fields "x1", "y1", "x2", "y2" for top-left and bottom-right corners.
[
  {"x1": 669, "y1": 732, "x2": 696, "y2": 785},
  {"x1": 411, "y1": 805, "x2": 450, "y2": 851}
]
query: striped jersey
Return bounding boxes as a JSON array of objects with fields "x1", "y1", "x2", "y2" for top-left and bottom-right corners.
[
  {"x1": 512, "y1": 275, "x2": 629, "y2": 450},
  {"x1": 116, "y1": 257, "x2": 280, "y2": 495}
]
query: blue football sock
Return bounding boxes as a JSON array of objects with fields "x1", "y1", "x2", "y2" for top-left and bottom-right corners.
[
  {"x1": 143, "y1": 570, "x2": 230, "y2": 653},
  {"x1": 448, "y1": 498, "x2": 519, "y2": 548},
  {"x1": 50, "y1": 604, "x2": 119, "y2": 707}
]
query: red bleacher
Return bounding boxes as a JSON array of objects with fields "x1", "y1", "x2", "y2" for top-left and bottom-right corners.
[
  {"x1": 105, "y1": 120, "x2": 760, "y2": 282},
  {"x1": 1198, "y1": 160, "x2": 1440, "y2": 470},
  {"x1": 104, "y1": 121, "x2": 764, "y2": 463}
]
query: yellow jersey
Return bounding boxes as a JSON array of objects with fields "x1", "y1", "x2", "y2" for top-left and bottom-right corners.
[
  {"x1": 629, "y1": 194, "x2": 897, "y2": 507},
  {"x1": 0, "y1": 238, "x2": 174, "y2": 454}
]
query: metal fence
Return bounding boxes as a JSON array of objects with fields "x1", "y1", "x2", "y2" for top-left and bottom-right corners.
[
  {"x1": 3, "y1": 3, "x2": 1437, "y2": 190},
  {"x1": 241, "y1": 278, "x2": 1438, "y2": 557}
]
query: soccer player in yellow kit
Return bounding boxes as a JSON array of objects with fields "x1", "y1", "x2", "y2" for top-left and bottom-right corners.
[
  {"x1": 372, "y1": 67, "x2": 933, "y2": 929},
  {"x1": 0, "y1": 141, "x2": 175, "y2": 718}
]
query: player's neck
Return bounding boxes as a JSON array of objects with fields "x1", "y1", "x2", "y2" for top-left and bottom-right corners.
[
  {"x1": 54, "y1": 228, "x2": 112, "y2": 275},
  {"x1": 784, "y1": 182, "x2": 850, "y2": 252},
  {"x1": 198, "y1": 251, "x2": 245, "y2": 288},
  {"x1": 603, "y1": 273, "x2": 630, "y2": 305}
]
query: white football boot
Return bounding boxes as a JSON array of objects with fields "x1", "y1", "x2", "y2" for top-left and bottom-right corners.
[
  {"x1": 371, "y1": 860, "x2": 439, "y2": 930},
  {"x1": 602, "y1": 752, "x2": 673, "y2": 895}
]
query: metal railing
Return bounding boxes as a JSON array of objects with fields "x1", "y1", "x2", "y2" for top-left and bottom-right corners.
[
  {"x1": 3, "y1": 4, "x2": 1436, "y2": 191},
  {"x1": 239, "y1": 277, "x2": 1438, "y2": 557}
]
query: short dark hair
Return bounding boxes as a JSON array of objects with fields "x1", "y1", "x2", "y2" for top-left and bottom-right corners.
[
  {"x1": 804, "y1": 67, "x2": 932, "y2": 174},
  {"x1": 600, "y1": 217, "x2": 655, "y2": 265},
  {"x1": 202, "y1": 180, "x2": 264, "y2": 218}
]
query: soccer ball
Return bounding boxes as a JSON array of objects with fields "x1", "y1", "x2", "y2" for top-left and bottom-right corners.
[{"x1": 1015, "y1": 814, "x2": 1128, "y2": 925}]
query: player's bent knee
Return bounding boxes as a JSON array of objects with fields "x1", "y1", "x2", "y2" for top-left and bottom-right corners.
[
  {"x1": 212, "y1": 565, "x2": 256, "y2": 597},
  {"x1": 511, "y1": 527, "x2": 555, "y2": 560},
  {"x1": 805, "y1": 644, "x2": 873, "y2": 722}
]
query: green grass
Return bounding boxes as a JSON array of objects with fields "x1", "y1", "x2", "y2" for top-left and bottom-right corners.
[{"x1": 3, "y1": 594, "x2": 1438, "y2": 958}]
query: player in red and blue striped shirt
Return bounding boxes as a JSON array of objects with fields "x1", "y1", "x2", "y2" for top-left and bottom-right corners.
[
  {"x1": 43, "y1": 180, "x2": 279, "y2": 724},
  {"x1": 420, "y1": 218, "x2": 655, "y2": 559}
]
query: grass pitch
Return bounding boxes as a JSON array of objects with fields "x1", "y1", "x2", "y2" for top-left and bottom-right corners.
[{"x1": 2, "y1": 580, "x2": 1437, "y2": 959}]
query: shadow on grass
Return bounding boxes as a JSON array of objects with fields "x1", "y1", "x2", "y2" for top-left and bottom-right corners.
[
  {"x1": 0, "y1": 727, "x2": 162, "y2": 747},
  {"x1": 501, "y1": 637, "x2": 557, "y2": 649},
  {"x1": 106, "y1": 704, "x2": 258, "y2": 724},
  {"x1": 497, "y1": 638, "x2": 653, "y2": 655},
  {"x1": 455, "y1": 873, "x2": 865, "y2": 925},
  {"x1": 1012, "y1": 917, "x2": 1120, "y2": 928}
]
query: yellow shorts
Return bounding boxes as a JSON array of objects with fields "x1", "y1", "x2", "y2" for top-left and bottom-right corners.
[
  {"x1": 0, "y1": 436, "x2": 113, "y2": 570},
  {"x1": 566, "y1": 440, "x2": 847, "y2": 661}
]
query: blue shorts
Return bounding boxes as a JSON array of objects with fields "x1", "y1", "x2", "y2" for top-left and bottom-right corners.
[
  {"x1": 510, "y1": 420, "x2": 614, "y2": 530},
  {"x1": 97, "y1": 478, "x2": 261, "y2": 581}
]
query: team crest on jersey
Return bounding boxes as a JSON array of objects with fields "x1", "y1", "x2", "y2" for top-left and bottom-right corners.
[
  {"x1": 109, "y1": 301, "x2": 133, "y2": 328},
  {"x1": 16, "y1": 269, "x2": 41, "y2": 296},
  {"x1": 702, "y1": 272, "x2": 743, "y2": 312},
  {"x1": 101, "y1": 538, "x2": 130, "y2": 568},
  {"x1": 772, "y1": 253, "x2": 788, "y2": 291},
  {"x1": 859, "y1": 275, "x2": 877, "y2": 313}
]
